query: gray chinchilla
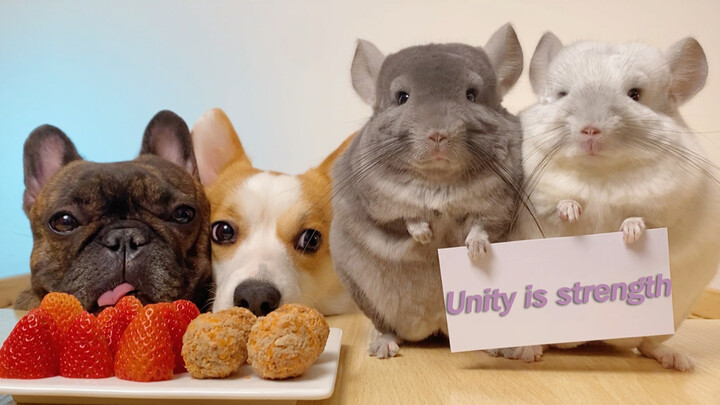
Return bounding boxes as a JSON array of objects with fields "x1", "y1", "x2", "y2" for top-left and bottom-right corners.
[{"x1": 330, "y1": 23, "x2": 525, "y2": 358}]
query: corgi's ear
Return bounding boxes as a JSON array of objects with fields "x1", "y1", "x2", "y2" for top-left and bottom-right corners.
[
  {"x1": 191, "y1": 108, "x2": 251, "y2": 186},
  {"x1": 316, "y1": 132, "x2": 356, "y2": 178}
]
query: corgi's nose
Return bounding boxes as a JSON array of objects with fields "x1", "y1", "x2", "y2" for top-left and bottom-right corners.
[{"x1": 233, "y1": 280, "x2": 281, "y2": 316}]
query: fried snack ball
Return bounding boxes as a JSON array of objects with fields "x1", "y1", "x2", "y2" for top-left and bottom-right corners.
[
  {"x1": 248, "y1": 304, "x2": 329, "y2": 379},
  {"x1": 181, "y1": 308, "x2": 257, "y2": 379},
  {"x1": 274, "y1": 303, "x2": 329, "y2": 357},
  {"x1": 217, "y1": 307, "x2": 257, "y2": 346}
]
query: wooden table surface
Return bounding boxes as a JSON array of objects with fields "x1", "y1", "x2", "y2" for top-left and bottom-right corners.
[
  {"x1": 1, "y1": 273, "x2": 719, "y2": 404},
  {"x1": 3, "y1": 313, "x2": 718, "y2": 405},
  {"x1": 303, "y1": 315, "x2": 720, "y2": 405}
]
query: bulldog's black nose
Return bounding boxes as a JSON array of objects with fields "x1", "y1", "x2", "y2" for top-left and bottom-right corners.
[
  {"x1": 234, "y1": 280, "x2": 281, "y2": 316},
  {"x1": 101, "y1": 227, "x2": 150, "y2": 259}
]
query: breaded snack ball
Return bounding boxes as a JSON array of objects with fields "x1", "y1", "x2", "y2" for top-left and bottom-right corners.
[
  {"x1": 181, "y1": 308, "x2": 256, "y2": 379},
  {"x1": 217, "y1": 307, "x2": 257, "y2": 345},
  {"x1": 274, "y1": 303, "x2": 329, "y2": 357},
  {"x1": 247, "y1": 304, "x2": 328, "y2": 379}
]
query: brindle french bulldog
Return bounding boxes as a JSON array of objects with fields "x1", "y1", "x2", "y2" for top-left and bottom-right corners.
[{"x1": 16, "y1": 110, "x2": 212, "y2": 312}]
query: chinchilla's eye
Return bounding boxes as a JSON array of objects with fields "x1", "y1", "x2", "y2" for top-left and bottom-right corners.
[
  {"x1": 211, "y1": 221, "x2": 236, "y2": 244},
  {"x1": 49, "y1": 212, "x2": 79, "y2": 234},
  {"x1": 466, "y1": 88, "x2": 476, "y2": 102},
  {"x1": 397, "y1": 91, "x2": 409, "y2": 105},
  {"x1": 295, "y1": 229, "x2": 322, "y2": 253},
  {"x1": 557, "y1": 91, "x2": 568, "y2": 98},
  {"x1": 627, "y1": 88, "x2": 640, "y2": 102}
]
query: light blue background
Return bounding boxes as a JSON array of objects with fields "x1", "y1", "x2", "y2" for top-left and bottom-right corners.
[
  {"x1": 2, "y1": 0, "x2": 718, "y2": 283},
  {"x1": 1, "y1": 0, "x2": 371, "y2": 278},
  {"x1": 0, "y1": 1, "x2": 266, "y2": 277}
]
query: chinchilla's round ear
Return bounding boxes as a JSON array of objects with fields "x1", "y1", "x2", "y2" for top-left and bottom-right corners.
[
  {"x1": 351, "y1": 39, "x2": 385, "y2": 107},
  {"x1": 191, "y1": 108, "x2": 252, "y2": 186},
  {"x1": 483, "y1": 23, "x2": 523, "y2": 97},
  {"x1": 23, "y1": 125, "x2": 82, "y2": 213},
  {"x1": 530, "y1": 32, "x2": 563, "y2": 98},
  {"x1": 666, "y1": 37, "x2": 708, "y2": 105},
  {"x1": 140, "y1": 110, "x2": 198, "y2": 177}
]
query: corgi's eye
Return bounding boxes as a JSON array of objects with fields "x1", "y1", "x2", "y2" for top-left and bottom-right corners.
[
  {"x1": 211, "y1": 221, "x2": 236, "y2": 244},
  {"x1": 627, "y1": 88, "x2": 640, "y2": 102},
  {"x1": 466, "y1": 88, "x2": 476, "y2": 102},
  {"x1": 557, "y1": 91, "x2": 568, "y2": 98},
  {"x1": 397, "y1": 91, "x2": 409, "y2": 106},
  {"x1": 295, "y1": 229, "x2": 322, "y2": 253},
  {"x1": 49, "y1": 212, "x2": 79, "y2": 234}
]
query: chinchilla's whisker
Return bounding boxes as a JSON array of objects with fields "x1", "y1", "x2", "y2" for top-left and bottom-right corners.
[
  {"x1": 318, "y1": 138, "x2": 406, "y2": 201},
  {"x1": 627, "y1": 137, "x2": 720, "y2": 185},
  {"x1": 464, "y1": 140, "x2": 545, "y2": 238},
  {"x1": 302, "y1": 147, "x2": 408, "y2": 240},
  {"x1": 622, "y1": 124, "x2": 720, "y2": 174},
  {"x1": 522, "y1": 140, "x2": 566, "y2": 197},
  {"x1": 521, "y1": 128, "x2": 566, "y2": 164}
]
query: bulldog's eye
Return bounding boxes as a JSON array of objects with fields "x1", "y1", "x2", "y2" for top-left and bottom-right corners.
[
  {"x1": 627, "y1": 88, "x2": 640, "y2": 102},
  {"x1": 466, "y1": 88, "x2": 476, "y2": 102},
  {"x1": 211, "y1": 221, "x2": 236, "y2": 244},
  {"x1": 172, "y1": 205, "x2": 195, "y2": 224},
  {"x1": 295, "y1": 229, "x2": 321, "y2": 253},
  {"x1": 397, "y1": 91, "x2": 409, "y2": 106},
  {"x1": 49, "y1": 212, "x2": 79, "y2": 234}
]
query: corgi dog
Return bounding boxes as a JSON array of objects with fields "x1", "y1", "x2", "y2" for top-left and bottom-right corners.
[{"x1": 191, "y1": 108, "x2": 357, "y2": 316}]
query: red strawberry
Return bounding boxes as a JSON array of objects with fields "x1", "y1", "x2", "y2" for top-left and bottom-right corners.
[
  {"x1": 147, "y1": 303, "x2": 186, "y2": 373},
  {"x1": 0, "y1": 308, "x2": 60, "y2": 379},
  {"x1": 169, "y1": 300, "x2": 199, "y2": 373},
  {"x1": 60, "y1": 312, "x2": 113, "y2": 378},
  {"x1": 114, "y1": 295, "x2": 143, "y2": 323},
  {"x1": 39, "y1": 292, "x2": 83, "y2": 333},
  {"x1": 114, "y1": 304, "x2": 175, "y2": 382},
  {"x1": 172, "y1": 300, "x2": 200, "y2": 325},
  {"x1": 97, "y1": 307, "x2": 123, "y2": 354}
]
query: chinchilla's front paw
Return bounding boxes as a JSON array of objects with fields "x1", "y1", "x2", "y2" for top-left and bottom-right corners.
[
  {"x1": 407, "y1": 220, "x2": 433, "y2": 244},
  {"x1": 620, "y1": 217, "x2": 646, "y2": 244},
  {"x1": 557, "y1": 199, "x2": 582, "y2": 223},
  {"x1": 466, "y1": 230, "x2": 490, "y2": 263}
]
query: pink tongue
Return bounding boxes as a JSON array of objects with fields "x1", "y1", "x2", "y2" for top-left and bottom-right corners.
[{"x1": 97, "y1": 283, "x2": 136, "y2": 307}]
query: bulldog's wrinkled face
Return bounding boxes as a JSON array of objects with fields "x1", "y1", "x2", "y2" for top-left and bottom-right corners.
[{"x1": 16, "y1": 110, "x2": 212, "y2": 312}]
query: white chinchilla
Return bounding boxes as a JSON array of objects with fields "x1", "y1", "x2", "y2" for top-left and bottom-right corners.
[{"x1": 500, "y1": 33, "x2": 720, "y2": 371}]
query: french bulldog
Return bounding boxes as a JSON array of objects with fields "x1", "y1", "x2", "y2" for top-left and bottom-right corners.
[{"x1": 15, "y1": 110, "x2": 212, "y2": 312}]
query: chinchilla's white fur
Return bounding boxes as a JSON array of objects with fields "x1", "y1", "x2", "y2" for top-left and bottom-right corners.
[
  {"x1": 330, "y1": 24, "x2": 525, "y2": 358},
  {"x1": 502, "y1": 33, "x2": 720, "y2": 371}
]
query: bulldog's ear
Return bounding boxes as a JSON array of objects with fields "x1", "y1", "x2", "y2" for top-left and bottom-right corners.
[
  {"x1": 191, "y1": 108, "x2": 251, "y2": 186},
  {"x1": 23, "y1": 125, "x2": 82, "y2": 213},
  {"x1": 140, "y1": 110, "x2": 198, "y2": 176}
]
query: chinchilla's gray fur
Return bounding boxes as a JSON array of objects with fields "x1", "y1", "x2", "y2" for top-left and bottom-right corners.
[{"x1": 330, "y1": 24, "x2": 525, "y2": 358}]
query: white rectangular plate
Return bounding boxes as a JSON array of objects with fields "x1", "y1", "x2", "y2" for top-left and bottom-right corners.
[{"x1": 0, "y1": 309, "x2": 341, "y2": 403}]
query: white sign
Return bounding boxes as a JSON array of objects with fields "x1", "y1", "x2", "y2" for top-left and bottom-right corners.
[{"x1": 438, "y1": 229, "x2": 674, "y2": 352}]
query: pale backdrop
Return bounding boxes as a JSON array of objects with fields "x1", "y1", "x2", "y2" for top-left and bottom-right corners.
[{"x1": 1, "y1": 0, "x2": 719, "y2": 287}]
